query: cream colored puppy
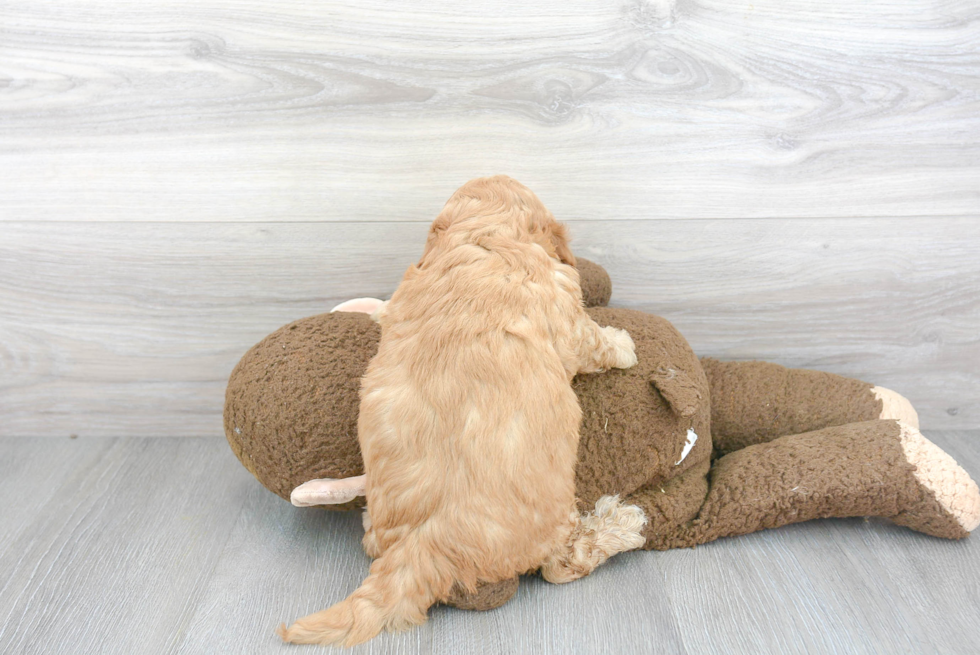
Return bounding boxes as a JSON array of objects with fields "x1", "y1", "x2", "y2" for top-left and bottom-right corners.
[{"x1": 279, "y1": 176, "x2": 644, "y2": 646}]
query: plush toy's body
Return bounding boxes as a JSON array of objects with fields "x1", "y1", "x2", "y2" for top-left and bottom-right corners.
[{"x1": 225, "y1": 260, "x2": 980, "y2": 611}]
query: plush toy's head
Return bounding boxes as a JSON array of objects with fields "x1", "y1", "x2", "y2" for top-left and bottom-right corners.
[
  {"x1": 225, "y1": 310, "x2": 378, "y2": 510},
  {"x1": 573, "y1": 258, "x2": 612, "y2": 309},
  {"x1": 224, "y1": 259, "x2": 710, "y2": 514}
]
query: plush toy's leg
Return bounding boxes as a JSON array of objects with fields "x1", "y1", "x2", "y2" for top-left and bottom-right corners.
[
  {"x1": 539, "y1": 496, "x2": 647, "y2": 583},
  {"x1": 701, "y1": 358, "x2": 918, "y2": 455},
  {"x1": 634, "y1": 420, "x2": 979, "y2": 549},
  {"x1": 622, "y1": 459, "x2": 711, "y2": 551}
]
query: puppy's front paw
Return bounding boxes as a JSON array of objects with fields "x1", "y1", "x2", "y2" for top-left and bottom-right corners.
[{"x1": 603, "y1": 326, "x2": 638, "y2": 369}]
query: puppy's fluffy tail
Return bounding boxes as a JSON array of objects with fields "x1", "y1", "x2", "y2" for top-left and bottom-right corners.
[{"x1": 277, "y1": 535, "x2": 453, "y2": 647}]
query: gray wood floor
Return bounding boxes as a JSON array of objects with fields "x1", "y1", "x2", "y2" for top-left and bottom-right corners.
[{"x1": 1, "y1": 433, "x2": 979, "y2": 655}]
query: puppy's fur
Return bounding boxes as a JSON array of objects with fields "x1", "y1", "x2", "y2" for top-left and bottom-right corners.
[{"x1": 278, "y1": 176, "x2": 642, "y2": 646}]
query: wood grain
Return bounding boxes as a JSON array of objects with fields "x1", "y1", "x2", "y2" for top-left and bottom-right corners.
[
  {"x1": 0, "y1": 438, "x2": 252, "y2": 655},
  {"x1": 1, "y1": 0, "x2": 978, "y2": 222},
  {"x1": 1, "y1": 218, "x2": 976, "y2": 437},
  {"x1": 0, "y1": 433, "x2": 978, "y2": 654}
]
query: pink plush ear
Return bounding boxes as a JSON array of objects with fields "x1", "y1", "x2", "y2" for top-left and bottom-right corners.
[
  {"x1": 330, "y1": 298, "x2": 385, "y2": 314},
  {"x1": 290, "y1": 475, "x2": 366, "y2": 506}
]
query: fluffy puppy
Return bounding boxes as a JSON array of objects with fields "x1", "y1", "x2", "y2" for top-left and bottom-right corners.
[{"x1": 278, "y1": 176, "x2": 644, "y2": 647}]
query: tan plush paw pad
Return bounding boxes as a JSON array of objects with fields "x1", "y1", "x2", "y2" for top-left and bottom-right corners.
[
  {"x1": 874, "y1": 386, "x2": 919, "y2": 429},
  {"x1": 290, "y1": 475, "x2": 366, "y2": 507},
  {"x1": 899, "y1": 422, "x2": 980, "y2": 533}
]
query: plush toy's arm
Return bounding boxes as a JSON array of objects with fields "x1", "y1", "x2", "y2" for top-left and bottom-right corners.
[{"x1": 290, "y1": 475, "x2": 366, "y2": 507}]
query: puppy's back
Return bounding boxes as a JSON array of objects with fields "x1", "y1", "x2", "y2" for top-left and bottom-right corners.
[{"x1": 360, "y1": 241, "x2": 582, "y2": 575}]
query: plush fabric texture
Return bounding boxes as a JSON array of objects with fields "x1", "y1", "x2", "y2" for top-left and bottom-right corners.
[
  {"x1": 224, "y1": 311, "x2": 377, "y2": 510},
  {"x1": 633, "y1": 419, "x2": 968, "y2": 550},
  {"x1": 575, "y1": 257, "x2": 612, "y2": 308},
  {"x1": 572, "y1": 308, "x2": 711, "y2": 509},
  {"x1": 702, "y1": 358, "x2": 882, "y2": 455},
  {"x1": 444, "y1": 578, "x2": 520, "y2": 611}
]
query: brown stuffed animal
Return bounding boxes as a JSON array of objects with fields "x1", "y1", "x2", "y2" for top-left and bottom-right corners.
[{"x1": 224, "y1": 259, "x2": 980, "y2": 611}]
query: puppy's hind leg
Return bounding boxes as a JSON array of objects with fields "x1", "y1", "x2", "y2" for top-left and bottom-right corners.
[
  {"x1": 362, "y1": 509, "x2": 382, "y2": 558},
  {"x1": 540, "y1": 496, "x2": 647, "y2": 584}
]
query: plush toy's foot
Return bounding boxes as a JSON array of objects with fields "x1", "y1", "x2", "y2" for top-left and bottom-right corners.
[
  {"x1": 893, "y1": 422, "x2": 980, "y2": 536},
  {"x1": 873, "y1": 387, "x2": 920, "y2": 429}
]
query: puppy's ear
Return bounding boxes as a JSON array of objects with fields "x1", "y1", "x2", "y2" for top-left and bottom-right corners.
[
  {"x1": 548, "y1": 221, "x2": 576, "y2": 267},
  {"x1": 418, "y1": 212, "x2": 452, "y2": 267},
  {"x1": 429, "y1": 212, "x2": 451, "y2": 237}
]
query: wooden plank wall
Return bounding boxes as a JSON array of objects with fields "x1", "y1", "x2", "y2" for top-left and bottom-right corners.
[{"x1": 1, "y1": 0, "x2": 978, "y2": 436}]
